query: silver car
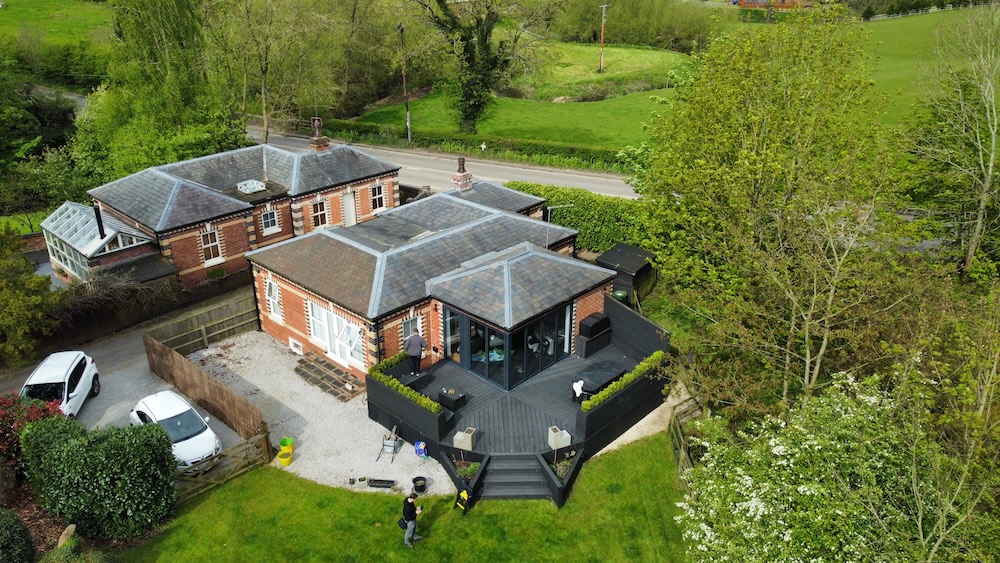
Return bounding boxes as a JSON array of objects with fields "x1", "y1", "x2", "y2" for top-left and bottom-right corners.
[{"x1": 20, "y1": 351, "x2": 100, "y2": 417}]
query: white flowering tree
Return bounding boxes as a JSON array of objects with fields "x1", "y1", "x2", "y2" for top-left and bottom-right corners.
[{"x1": 677, "y1": 374, "x2": 998, "y2": 562}]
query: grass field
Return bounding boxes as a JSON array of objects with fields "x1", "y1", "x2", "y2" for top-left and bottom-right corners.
[
  {"x1": 0, "y1": 0, "x2": 111, "y2": 45},
  {"x1": 118, "y1": 432, "x2": 686, "y2": 562},
  {"x1": 0, "y1": 211, "x2": 49, "y2": 235},
  {"x1": 360, "y1": 88, "x2": 670, "y2": 150},
  {"x1": 864, "y1": 9, "x2": 970, "y2": 123}
]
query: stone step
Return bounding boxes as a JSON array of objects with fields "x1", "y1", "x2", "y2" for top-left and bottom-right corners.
[{"x1": 294, "y1": 353, "x2": 366, "y2": 402}]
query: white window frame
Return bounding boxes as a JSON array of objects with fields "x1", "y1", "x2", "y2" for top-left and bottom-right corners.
[
  {"x1": 265, "y1": 277, "x2": 282, "y2": 321},
  {"x1": 261, "y1": 209, "x2": 280, "y2": 235},
  {"x1": 201, "y1": 229, "x2": 223, "y2": 267},
  {"x1": 401, "y1": 315, "x2": 423, "y2": 345},
  {"x1": 288, "y1": 338, "x2": 304, "y2": 355},
  {"x1": 311, "y1": 200, "x2": 327, "y2": 227},
  {"x1": 371, "y1": 184, "x2": 386, "y2": 212},
  {"x1": 308, "y1": 301, "x2": 329, "y2": 346}
]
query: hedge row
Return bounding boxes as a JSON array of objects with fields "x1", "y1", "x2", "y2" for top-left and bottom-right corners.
[
  {"x1": 0, "y1": 393, "x2": 62, "y2": 469},
  {"x1": 322, "y1": 119, "x2": 622, "y2": 172},
  {"x1": 0, "y1": 508, "x2": 33, "y2": 563},
  {"x1": 581, "y1": 350, "x2": 666, "y2": 412},
  {"x1": 505, "y1": 181, "x2": 649, "y2": 252},
  {"x1": 21, "y1": 418, "x2": 177, "y2": 541},
  {"x1": 368, "y1": 352, "x2": 441, "y2": 414}
]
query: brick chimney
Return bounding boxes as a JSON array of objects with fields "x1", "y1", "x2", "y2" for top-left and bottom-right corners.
[
  {"x1": 451, "y1": 157, "x2": 473, "y2": 190},
  {"x1": 309, "y1": 116, "x2": 330, "y2": 152}
]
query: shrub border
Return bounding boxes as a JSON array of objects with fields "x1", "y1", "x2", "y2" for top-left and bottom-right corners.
[
  {"x1": 581, "y1": 350, "x2": 666, "y2": 412},
  {"x1": 368, "y1": 351, "x2": 441, "y2": 414}
]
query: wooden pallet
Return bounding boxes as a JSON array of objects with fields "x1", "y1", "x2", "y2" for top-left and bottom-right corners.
[{"x1": 294, "y1": 352, "x2": 366, "y2": 402}]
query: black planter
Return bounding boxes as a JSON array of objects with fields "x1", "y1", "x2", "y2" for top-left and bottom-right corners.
[{"x1": 366, "y1": 375, "x2": 455, "y2": 441}]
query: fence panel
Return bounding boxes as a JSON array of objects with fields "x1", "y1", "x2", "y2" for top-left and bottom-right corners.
[{"x1": 176, "y1": 432, "x2": 271, "y2": 503}]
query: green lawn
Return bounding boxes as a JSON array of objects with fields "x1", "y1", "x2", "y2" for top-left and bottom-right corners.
[
  {"x1": 864, "y1": 9, "x2": 970, "y2": 123},
  {"x1": 0, "y1": 211, "x2": 49, "y2": 235},
  {"x1": 117, "y1": 432, "x2": 686, "y2": 562},
  {"x1": 360, "y1": 88, "x2": 669, "y2": 150},
  {"x1": 0, "y1": 0, "x2": 112, "y2": 45}
]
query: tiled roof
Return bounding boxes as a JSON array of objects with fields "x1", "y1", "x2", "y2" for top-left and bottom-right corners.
[
  {"x1": 89, "y1": 145, "x2": 399, "y2": 232},
  {"x1": 41, "y1": 201, "x2": 152, "y2": 258},
  {"x1": 246, "y1": 194, "x2": 578, "y2": 318},
  {"x1": 246, "y1": 230, "x2": 379, "y2": 315},
  {"x1": 426, "y1": 243, "x2": 615, "y2": 329},
  {"x1": 448, "y1": 180, "x2": 545, "y2": 213}
]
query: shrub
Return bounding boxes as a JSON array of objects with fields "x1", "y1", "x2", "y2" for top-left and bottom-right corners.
[
  {"x1": 20, "y1": 416, "x2": 87, "y2": 499},
  {"x1": 368, "y1": 352, "x2": 441, "y2": 413},
  {"x1": 39, "y1": 536, "x2": 107, "y2": 563},
  {"x1": 581, "y1": 350, "x2": 666, "y2": 412},
  {"x1": 0, "y1": 393, "x2": 64, "y2": 469},
  {"x1": 21, "y1": 419, "x2": 177, "y2": 540},
  {"x1": 0, "y1": 508, "x2": 34, "y2": 563},
  {"x1": 505, "y1": 181, "x2": 649, "y2": 252}
]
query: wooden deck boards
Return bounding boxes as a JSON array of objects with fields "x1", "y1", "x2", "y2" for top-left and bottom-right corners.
[{"x1": 411, "y1": 347, "x2": 638, "y2": 454}]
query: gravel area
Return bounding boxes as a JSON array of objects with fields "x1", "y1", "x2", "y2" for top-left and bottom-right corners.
[{"x1": 188, "y1": 331, "x2": 456, "y2": 496}]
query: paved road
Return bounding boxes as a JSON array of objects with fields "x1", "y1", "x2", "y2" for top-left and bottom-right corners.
[{"x1": 250, "y1": 128, "x2": 639, "y2": 199}]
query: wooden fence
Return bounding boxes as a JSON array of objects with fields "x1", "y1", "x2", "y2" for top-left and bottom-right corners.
[
  {"x1": 669, "y1": 415, "x2": 694, "y2": 494},
  {"x1": 145, "y1": 287, "x2": 258, "y2": 355},
  {"x1": 176, "y1": 433, "x2": 271, "y2": 503}
]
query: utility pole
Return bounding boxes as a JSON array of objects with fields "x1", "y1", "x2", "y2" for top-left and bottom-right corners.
[
  {"x1": 397, "y1": 22, "x2": 412, "y2": 143},
  {"x1": 599, "y1": 4, "x2": 608, "y2": 73}
]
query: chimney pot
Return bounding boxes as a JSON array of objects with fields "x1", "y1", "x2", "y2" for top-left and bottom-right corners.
[
  {"x1": 451, "y1": 157, "x2": 473, "y2": 191},
  {"x1": 457, "y1": 157, "x2": 466, "y2": 173}
]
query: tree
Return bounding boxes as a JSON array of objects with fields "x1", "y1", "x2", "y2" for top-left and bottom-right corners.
[
  {"x1": 0, "y1": 60, "x2": 41, "y2": 175},
  {"x1": 633, "y1": 10, "x2": 915, "y2": 420},
  {"x1": 678, "y1": 374, "x2": 1000, "y2": 562},
  {"x1": 911, "y1": 4, "x2": 1000, "y2": 277},
  {"x1": 0, "y1": 228, "x2": 64, "y2": 368},
  {"x1": 204, "y1": 0, "x2": 334, "y2": 144},
  {"x1": 413, "y1": 0, "x2": 552, "y2": 133}
]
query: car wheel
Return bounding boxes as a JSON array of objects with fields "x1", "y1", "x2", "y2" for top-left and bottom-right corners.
[{"x1": 89, "y1": 374, "x2": 101, "y2": 397}]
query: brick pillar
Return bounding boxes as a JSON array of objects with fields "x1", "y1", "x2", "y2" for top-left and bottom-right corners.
[{"x1": 451, "y1": 157, "x2": 473, "y2": 190}]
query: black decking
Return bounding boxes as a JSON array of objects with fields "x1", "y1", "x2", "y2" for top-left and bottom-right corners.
[{"x1": 409, "y1": 346, "x2": 638, "y2": 454}]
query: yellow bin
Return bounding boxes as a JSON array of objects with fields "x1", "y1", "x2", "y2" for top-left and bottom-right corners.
[
  {"x1": 277, "y1": 451, "x2": 293, "y2": 467},
  {"x1": 279, "y1": 436, "x2": 294, "y2": 454}
]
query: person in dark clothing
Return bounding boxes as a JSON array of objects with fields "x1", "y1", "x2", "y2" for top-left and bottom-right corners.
[
  {"x1": 402, "y1": 493, "x2": 423, "y2": 548},
  {"x1": 403, "y1": 329, "x2": 426, "y2": 376}
]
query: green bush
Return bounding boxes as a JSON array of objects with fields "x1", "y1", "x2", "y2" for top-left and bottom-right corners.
[
  {"x1": 505, "y1": 181, "x2": 649, "y2": 252},
  {"x1": 39, "y1": 536, "x2": 107, "y2": 563},
  {"x1": 368, "y1": 352, "x2": 441, "y2": 414},
  {"x1": 0, "y1": 508, "x2": 34, "y2": 563},
  {"x1": 21, "y1": 419, "x2": 177, "y2": 540},
  {"x1": 20, "y1": 416, "x2": 86, "y2": 497},
  {"x1": 581, "y1": 350, "x2": 666, "y2": 412}
]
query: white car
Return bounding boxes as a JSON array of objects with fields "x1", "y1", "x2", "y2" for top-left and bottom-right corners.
[
  {"x1": 129, "y1": 391, "x2": 221, "y2": 470},
  {"x1": 20, "y1": 351, "x2": 100, "y2": 417}
]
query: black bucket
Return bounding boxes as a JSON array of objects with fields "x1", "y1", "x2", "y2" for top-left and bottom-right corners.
[{"x1": 412, "y1": 476, "x2": 427, "y2": 494}]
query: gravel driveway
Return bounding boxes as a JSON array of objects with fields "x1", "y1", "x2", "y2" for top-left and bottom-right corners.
[{"x1": 188, "y1": 331, "x2": 456, "y2": 496}]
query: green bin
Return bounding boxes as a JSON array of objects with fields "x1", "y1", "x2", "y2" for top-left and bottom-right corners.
[{"x1": 611, "y1": 289, "x2": 629, "y2": 304}]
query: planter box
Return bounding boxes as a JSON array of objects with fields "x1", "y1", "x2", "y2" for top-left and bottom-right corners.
[
  {"x1": 575, "y1": 373, "x2": 663, "y2": 454},
  {"x1": 366, "y1": 375, "x2": 455, "y2": 441},
  {"x1": 547, "y1": 426, "x2": 571, "y2": 450}
]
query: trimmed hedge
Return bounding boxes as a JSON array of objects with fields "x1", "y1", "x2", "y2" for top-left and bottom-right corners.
[
  {"x1": 21, "y1": 419, "x2": 177, "y2": 540},
  {"x1": 581, "y1": 350, "x2": 666, "y2": 412},
  {"x1": 0, "y1": 508, "x2": 34, "y2": 563},
  {"x1": 505, "y1": 181, "x2": 649, "y2": 252},
  {"x1": 323, "y1": 119, "x2": 622, "y2": 172},
  {"x1": 368, "y1": 352, "x2": 441, "y2": 414}
]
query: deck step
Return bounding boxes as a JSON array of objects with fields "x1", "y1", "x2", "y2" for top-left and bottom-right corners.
[
  {"x1": 479, "y1": 453, "x2": 553, "y2": 502},
  {"x1": 294, "y1": 353, "x2": 365, "y2": 402}
]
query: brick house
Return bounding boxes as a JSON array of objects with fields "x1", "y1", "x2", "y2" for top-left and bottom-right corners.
[
  {"x1": 42, "y1": 144, "x2": 399, "y2": 287},
  {"x1": 246, "y1": 191, "x2": 617, "y2": 389}
]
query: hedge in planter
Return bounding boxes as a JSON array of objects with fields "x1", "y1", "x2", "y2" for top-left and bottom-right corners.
[
  {"x1": 0, "y1": 508, "x2": 34, "y2": 563},
  {"x1": 21, "y1": 418, "x2": 177, "y2": 540},
  {"x1": 368, "y1": 351, "x2": 441, "y2": 414},
  {"x1": 582, "y1": 350, "x2": 666, "y2": 412}
]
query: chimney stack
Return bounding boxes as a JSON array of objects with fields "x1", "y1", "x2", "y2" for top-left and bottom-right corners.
[
  {"x1": 309, "y1": 116, "x2": 330, "y2": 152},
  {"x1": 451, "y1": 157, "x2": 473, "y2": 190},
  {"x1": 93, "y1": 203, "x2": 106, "y2": 239}
]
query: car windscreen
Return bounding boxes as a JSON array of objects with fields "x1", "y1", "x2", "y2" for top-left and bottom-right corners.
[
  {"x1": 156, "y1": 409, "x2": 208, "y2": 443},
  {"x1": 21, "y1": 383, "x2": 64, "y2": 403}
]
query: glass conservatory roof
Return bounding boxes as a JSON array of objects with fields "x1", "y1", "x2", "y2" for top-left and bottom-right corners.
[{"x1": 41, "y1": 201, "x2": 152, "y2": 258}]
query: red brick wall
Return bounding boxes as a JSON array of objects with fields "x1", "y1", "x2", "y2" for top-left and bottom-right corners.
[
  {"x1": 254, "y1": 266, "x2": 373, "y2": 379},
  {"x1": 165, "y1": 215, "x2": 252, "y2": 287},
  {"x1": 90, "y1": 242, "x2": 159, "y2": 267},
  {"x1": 380, "y1": 301, "x2": 436, "y2": 370},
  {"x1": 253, "y1": 200, "x2": 295, "y2": 247},
  {"x1": 572, "y1": 283, "x2": 612, "y2": 352}
]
